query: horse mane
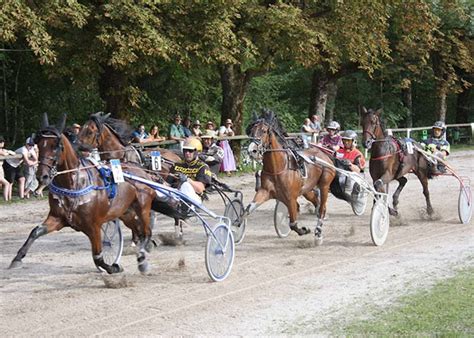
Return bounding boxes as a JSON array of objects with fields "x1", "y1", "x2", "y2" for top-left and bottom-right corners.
[
  {"x1": 247, "y1": 108, "x2": 293, "y2": 148},
  {"x1": 90, "y1": 112, "x2": 134, "y2": 145}
]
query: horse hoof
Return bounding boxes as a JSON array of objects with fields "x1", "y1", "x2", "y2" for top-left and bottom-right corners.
[
  {"x1": 112, "y1": 263, "x2": 124, "y2": 273},
  {"x1": 138, "y1": 261, "x2": 150, "y2": 274},
  {"x1": 8, "y1": 260, "x2": 22, "y2": 269},
  {"x1": 388, "y1": 208, "x2": 398, "y2": 216},
  {"x1": 314, "y1": 236, "x2": 324, "y2": 246}
]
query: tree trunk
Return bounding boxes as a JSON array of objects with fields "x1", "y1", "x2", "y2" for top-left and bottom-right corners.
[
  {"x1": 2, "y1": 53, "x2": 8, "y2": 137},
  {"x1": 326, "y1": 80, "x2": 338, "y2": 125},
  {"x1": 98, "y1": 65, "x2": 129, "y2": 120},
  {"x1": 13, "y1": 57, "x2": 22, "y2": 144},
  {"x1": 435, "y1": 82, "x2": 448, "y2": 122},
  {"x1": 309, "y1": 69, "x2": 331, "y2": 124},
  {"x1": 455, "y1": 82, "x2": 472, "y2": 123},
  {"x1": 401, "y1": 85, "x2": 413, "y2": 127},
  {"x1": 219, "y1": 64, "x2": 253, "y2": 162}
]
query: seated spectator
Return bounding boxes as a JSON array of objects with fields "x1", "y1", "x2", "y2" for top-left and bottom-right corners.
[
  {"x1": 192, "y1": 120, "x2": 203, "y2": 137},
  {"x1": 218, "y1": 118, "x2": 237, "y2": 176},
  {"x1": 199, "y1": 131, "x2": 224, "y2": 175},
  {"x1": 132, "y1": 124, "x2": 150, "y2": 143},
  {"x1": 23, "y1": 137, "x2": 39, "y2": 199},
  {"x1": 0, "y1": 136, "x2": 16, "y2": 201},
  {"x1": 147, "y1": 125, "x2": 166, "y2": 142}
]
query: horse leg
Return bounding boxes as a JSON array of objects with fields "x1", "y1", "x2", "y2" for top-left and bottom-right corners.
[
  {"x1": 133, "y1": 201, "x2": 153, "y2": 274},
  {"x1": 288, "y1": 197, "x2": 310, "y2": 236},
  {"x1": 392, "y1": 177, "x2": 408, "y2": 212},
  {"x1": 314, "y1": 184, "x2": 330, "y2": 245},
  {"x1": 89, "y1": 224, "x2": 123, "y2": 274},
  {"x1": 415, "y1": 172, "x2": 433, "y2": 216},
  {"x1": 374, "y1": 177, "x2": 398, "y2": 216},
  {"x1": 9, "y1": 216, "x2": 64, "y2": 269},
  {"x1": 244, "y1": 189, "x2": 271, "y2": 216}
]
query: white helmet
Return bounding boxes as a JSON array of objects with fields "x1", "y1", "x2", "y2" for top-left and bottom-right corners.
[{"x1": 327, "y1": 121, "x2": 340, "y2": 131}]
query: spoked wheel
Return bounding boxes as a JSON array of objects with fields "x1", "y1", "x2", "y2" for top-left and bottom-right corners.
[
  {"x1": 100, "y1": 219, "x2": 124, "y2": 266},
  {"x1": 273, "y1": 200, "x2": 291, "y2": 238},
  {"x1": 205, "y1": 223, "x2": 235, "y2": 282},
  {"x1": 351, "y1": 184, "x2": 368, "y2": 216},
  {"x1": 224, "y1": 198, "x2": 246, "y2": 245},
  {"x1": 370, "y1": 197, "x2": 390, "y2": 246},
  {"x1": 458, "y1": 184, "x2": 472, "y2": 224}
]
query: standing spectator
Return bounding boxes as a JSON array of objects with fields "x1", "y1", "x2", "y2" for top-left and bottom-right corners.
[
  {"x1": 23, "y1": 137, "x2": 39, "y2": 199},
  {"x1": 0, "y1": 136, "x2": 16, "y2": 201},
  {"x1": 309, "y1": 115, "x2": 321, "y2": 142},
  {"x1": 319, "y1": 121, "x2": 343, "y2": 152},
  {"x1": 147, "y1": 125, "x2": 166, "y2": 142},
  {"x1": 218, "y1": 118, "x2": 237, "y2": 176},
  {"x1": 192, "y1": 120, "x2": 203, "y2": 137},
  {"x1": 132, "y1": 124, "x2": 150, "y2": 143},
  {"x1": 168, "y1": 114, "x2": 186, "y2": 150},
  {"x1": 182, "y1": 116, "x2": 193, "y2": 137},
  {"x1": 3, "y1": 140, "x2": 29, "y2": 200},
  {"x1": 205, "y1": 121, "x2": 217, "y2": 138},
  {"x1": 301, "y1": 118, "x2": 315, "y2": 148}
]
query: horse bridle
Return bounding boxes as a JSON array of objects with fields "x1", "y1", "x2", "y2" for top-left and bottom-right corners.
[
  {"x1": 37, "y1": 128, "x2": 64, "y2": 178},
  {"x1": 362, "y1": 113, "x2": 383, "y2": 149}
]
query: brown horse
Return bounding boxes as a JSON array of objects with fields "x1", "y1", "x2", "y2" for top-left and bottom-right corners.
[
  {"x1": 361, "y1": 107, "x2": 433, "y2": 216},
  {"x1": 245, "y1": 110, "x2": 336, "y2": 243},
  {"x1": 78, "y1": 111, "x2": 181, "y2": 174},
  {"x1": 9, "y1": 114, "x2": 156, "y2": 274}
]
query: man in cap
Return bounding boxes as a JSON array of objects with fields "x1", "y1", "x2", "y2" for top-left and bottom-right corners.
[{"x1": 199, "y1": 130, "x2": 224, "y2": 175}]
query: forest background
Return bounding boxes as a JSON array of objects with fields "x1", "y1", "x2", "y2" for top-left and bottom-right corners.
[{"x1": 1, "y1": 0, "x2": 473, "y2": 149}]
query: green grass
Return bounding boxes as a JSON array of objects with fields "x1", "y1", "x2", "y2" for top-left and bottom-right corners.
[{"x1": 335, "y1": 268, "x2": 474, "y2": 336}]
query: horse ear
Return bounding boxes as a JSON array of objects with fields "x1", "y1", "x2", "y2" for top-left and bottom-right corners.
[
  {"x1": 361, "y1": 106, "x2": 368, "y2": 115},
  {"x1": 103, "y1": 113, "x2": 111, "y2": 120},
  {"x1": 58, "y1": 114, "x2": 67, "y2": 132},
  {"x1": 42, "y1": 113, "x2": 49, "y2": 128},
  {"x1": 375, "y1": 108, "x2": 383, "y2": 116},
  {"x1": 252, "y1": 111, "x2": 258, "y2": 121}
]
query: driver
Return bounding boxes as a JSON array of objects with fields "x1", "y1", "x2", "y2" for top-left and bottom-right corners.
[
  {"x1": 421, "y1": 121, "x2": 450, "y2": 174},
  {"x1": 319, "y1": 121, "x2": 343, "y2": 151},
  {"x1": 333, "y1": 130, "x2": 366, "y2": 202},
  {"x1": 167, "y1": 137, "x2": 212, "y2": 204},
  {"x1": 199, "y1": 131, "x2": 224, "y2": 175}
]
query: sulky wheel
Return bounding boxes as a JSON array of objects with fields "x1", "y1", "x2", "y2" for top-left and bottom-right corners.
[
  {"x1": 458, "y1": 185, "x2": 472, "y2": 224},
  {"x1": 100, "y1": 219, "x2": 124, "y2": 266},
  {"x1": 224, "y1": 198, "x2": 246, "y2": 245},
  {"x1": 351, "y1": 184, "x2": 368, "y2": 216},
  {"x1": 205, "y1": 223, "x2": 235, "y2": 282},
  {"x1": 273, "y1": 200, "x2": 291, "y2": 238},
  {"x1": 370, "y1": 197, "x2": 390, "y2": 246}
]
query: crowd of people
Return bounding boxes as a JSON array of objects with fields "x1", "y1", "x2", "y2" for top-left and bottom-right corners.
[{"x1": 0, "y1": 112, "x2": 450, "y2": 202}]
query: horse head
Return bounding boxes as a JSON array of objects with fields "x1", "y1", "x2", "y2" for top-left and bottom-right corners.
[
  {"x1": 360, "y1": 107, "x2": 384, "y2": 148},
  {"x1": 36, "y1": 113, "x2": 71, "y2": 186}
]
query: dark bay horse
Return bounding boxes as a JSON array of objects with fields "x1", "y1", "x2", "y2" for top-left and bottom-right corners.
[
  {"x1": 361, "y1": 107, "x2": 433, "y2": 216},
  {"x1": 9, "y1": 114, "x2": 156, "y2": 274},
  {"x1": 78, "y1": 111, "x2": 181, "y2": 174},
  {"x1": 245, "y1": 110, "x2": 336, "y2": 244}
]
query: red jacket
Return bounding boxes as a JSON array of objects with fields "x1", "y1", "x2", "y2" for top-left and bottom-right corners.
[{"x1": 336, "y1": 147, "x2": 366, "y2": 170}]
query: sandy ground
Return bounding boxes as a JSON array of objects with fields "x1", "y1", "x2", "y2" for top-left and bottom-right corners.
[{"x1": 0, "y1": 150, "x2": 472, "y2": 336}]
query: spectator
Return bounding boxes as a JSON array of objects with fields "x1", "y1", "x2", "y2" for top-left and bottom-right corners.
[
  {"x1": 3, "y1": 141, "x2": 28, "y2": 200},
  {"x1": 23, "y1": 137, "x2": 39, "y2": 199},
  {"x1": 319, "y1": 121, "x2": 343, "y2": 152},
  {"x1": 168, "y1": 114, "x2": 186, "y2": 150},
  {"x1": 147, "y1": 125, "x2": 166, "y2": 142},
  {"x1": 310, "y1": 115, "x2": 321, "y2": 137},
  {"x1": 192, "y1": 120, "x2": 203, "y2": 137},
  {"x1": 132, "y1": 124, "x2": 150, "y2": 143},
  {"x1": 0, "y1": 136, "x2": 16, "y2": 201},
  {"x1": 205, "y1": 121, "x2": 217, "y2": 138},
  {"x1": 199, "y1": 130, "x2": 224, "y2": 175},
  {"x1": 182, "y1": 116, "x2": 193, "y2": 137},
  {"x1": 218, "y1": 118, "x2": 237, "y2": 176},
  {"x1": 301, "y1": 118, "x2": 315, "y2": 148}
]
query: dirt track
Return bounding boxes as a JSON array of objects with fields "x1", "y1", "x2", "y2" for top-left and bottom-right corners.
[{"x1": 0, "y1": 150, "x2": 472, "y2": 335}]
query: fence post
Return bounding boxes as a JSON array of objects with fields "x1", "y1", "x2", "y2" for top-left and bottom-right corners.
[{"x1": 407, "y1": 128, "x2": 411, "y2": 138}]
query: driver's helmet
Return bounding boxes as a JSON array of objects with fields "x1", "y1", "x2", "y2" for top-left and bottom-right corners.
[
  {"x1": 326, "y1": 121, "x2": 340, "y2": 131},
  {"x1": 432, "y1": 121, "x2": 446, "y2": 133},
  {"x1": 182, "y1": 137, "x2": 202, "y2": 153},
  {"x1": 341, "y1": 130, "x2": 358, "y2": 147}
]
